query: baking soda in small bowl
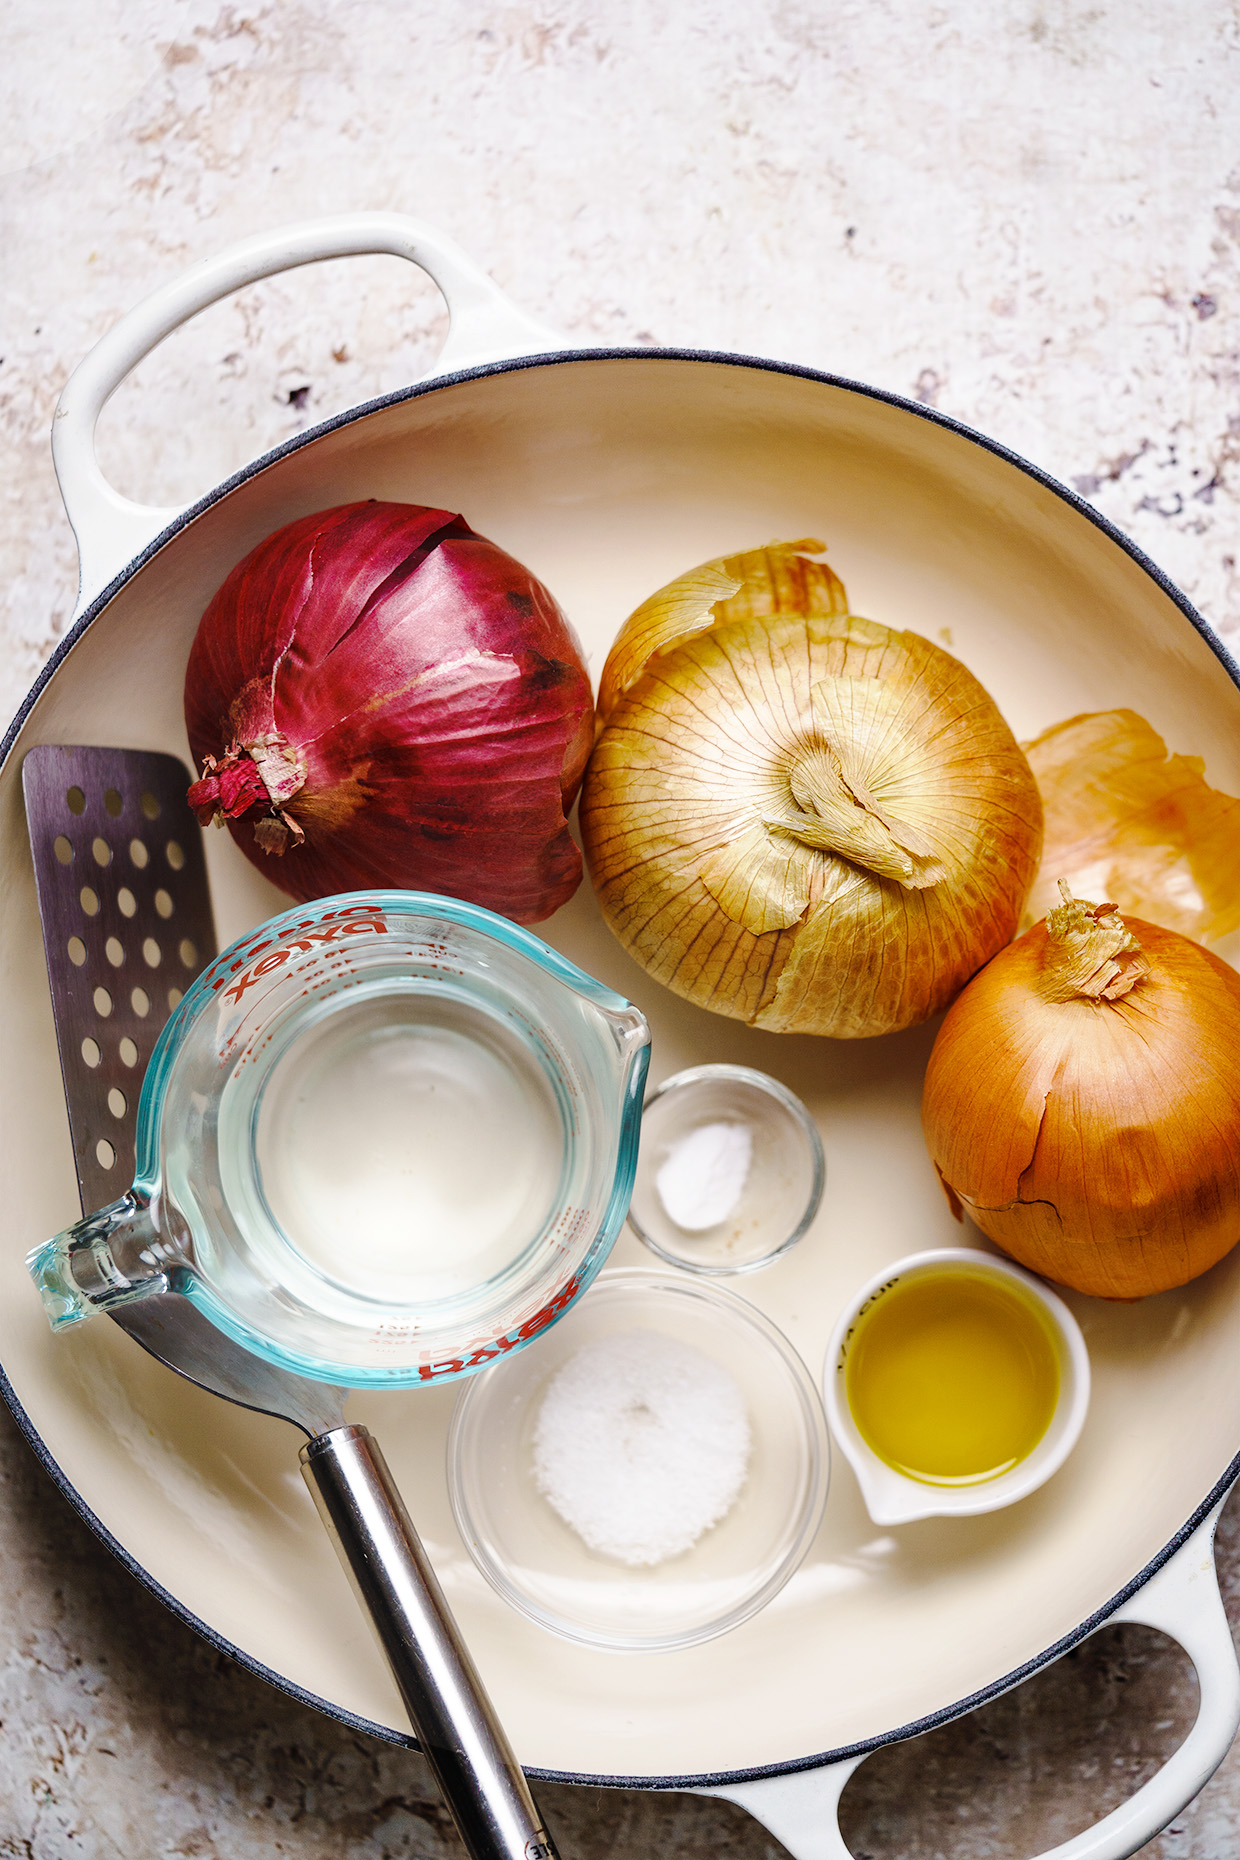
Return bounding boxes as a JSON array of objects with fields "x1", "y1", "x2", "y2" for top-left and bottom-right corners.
[
  {"x1": 532, "y1": 1330, "x2": 751, "y2": 1565},
  {"x1": 628, "y1": 1066, "x2": 824, "y2": 1275},
  {"x1": 655, "y1": 1123, "x2": 754, "y2": 1232}
]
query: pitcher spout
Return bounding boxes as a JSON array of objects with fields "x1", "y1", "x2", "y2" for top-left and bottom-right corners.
[{"x1": 601, "y1": 1001, "x2": 651, "y2": 1070}]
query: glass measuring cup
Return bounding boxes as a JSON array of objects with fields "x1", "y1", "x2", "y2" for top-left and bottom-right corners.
[{"x1": 29, "y1": 891, "x2": 650, "y2": 1387}]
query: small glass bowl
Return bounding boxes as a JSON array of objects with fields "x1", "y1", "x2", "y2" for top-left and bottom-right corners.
[
  {"x1": 626, "y1": 1064, "x2": 825, "y2": 1275},
  {"x1": 447, "y1": 1268, "x2": 829, "y2": 1652}
]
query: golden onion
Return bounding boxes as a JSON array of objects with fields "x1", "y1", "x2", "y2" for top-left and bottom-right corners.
[
  {"x1": 922, "y1": 886, "x2": 1240, "y2": 1299},
  {"x1": 580, "y1": 541, "x2": 1043, "y2": 1038}
]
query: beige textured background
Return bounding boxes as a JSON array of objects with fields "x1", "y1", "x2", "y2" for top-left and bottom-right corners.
[{"x1": 2, "y1": 2, "x2": 1240, "y2": 1855}]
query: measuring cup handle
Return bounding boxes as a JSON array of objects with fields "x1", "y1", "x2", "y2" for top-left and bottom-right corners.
[
  {"x1": 27, "y1": 1192, "x2": 167, "y2": 1330},
  {"x1": 696, "y1": 1490, "x2": 1240, "y2": 1860},
  {"x1": 301, "y1": 1423, "x2": 559, "y2": 1860}
]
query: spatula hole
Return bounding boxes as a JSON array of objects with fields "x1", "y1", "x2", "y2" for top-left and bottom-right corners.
[
  {"x1": 95, "y1": 1138, "x2": 116, "y2": 1169},
  {"x1": 66, "y1": 786, "x2": 86, "y2": 815},
  {"x1": 105, "y1": 936, "x2": 125, "y2": 967},
  {"x1": 107, "y1": 1087, "x2": 127, "y2": 1118},
  {"x1": 179, "y1": 938, "x2": 198, "y2": 969},
  {"x1": 104, "y1": 788, "x2": 124, "y2": 818},
  {"x1": 129, "y1": 839, "x2": 149, "y2": 869},
  {"x1": 67, "y1": 936, "x2": 87, "y2": 967},
  {"x1": 140, "y1": 791, "x2": 160, "y2": 820},
  {"x1": 154, "y1": 888, "x2": 174, "y2": 919},
  {"x1": 54, "y1": 835, "x2": 74, "y2": 865},
  {"x1": 118, "y1": 1037, "x2": 138, "y2": 1066},
  {"x1": 117, "y1": 886, "x2": 137, "y2": 917},
  {"x1": 92, "y1": 836, "x2": 112, "y2": 867},
  {"x1": 143, "y1": 937, "x2": 161, "y2": 967},
  {"x1": 93, "y1": 986, "x2": 113, "y2": 1017},
  {"x1": 79, "y1": 885, "x2": 100, "y2": 916},
  {"x1": 167, "y1": 987, "x2": 183, "y2": 1010},
  {"x1": 130, "y1": 987, "x2": 149, "y2": 1018},
  {"x1": 165, "y1": 839, "x2": 185, "y2": 870},
  {"x1": 81, "y1": 1037, "x2": 101, "y2": 1068}
]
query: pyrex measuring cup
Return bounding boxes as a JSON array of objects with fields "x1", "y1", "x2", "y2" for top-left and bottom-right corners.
[{"x1": 30, "y1": 890, "x2": 650, "y2": 1386}]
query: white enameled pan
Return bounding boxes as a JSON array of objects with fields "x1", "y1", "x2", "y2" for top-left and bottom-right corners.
[{"x1": 3, "y1": 215, "x2": 1240, "y2": 1860}]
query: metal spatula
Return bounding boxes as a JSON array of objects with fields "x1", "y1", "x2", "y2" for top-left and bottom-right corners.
[{"x1": 22, "y1": 744, "x2": 559, "y2": 1860}]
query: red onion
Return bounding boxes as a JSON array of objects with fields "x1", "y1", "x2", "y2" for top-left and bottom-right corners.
[{"x1": 185, "y1": 501, "x2": 593, "y2": 923}]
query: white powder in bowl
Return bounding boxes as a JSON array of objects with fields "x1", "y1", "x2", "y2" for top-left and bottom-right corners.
[
  {"x1": 656, "y1": 1121, "x2": 753, "y2": 1231},
  {"x1": 531, "y1": 1329, "x2": 751, "y2": 1566}
]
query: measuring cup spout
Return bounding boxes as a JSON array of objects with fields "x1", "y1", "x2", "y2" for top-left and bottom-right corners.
[
  {"x1": 28, "y1": 1193, "x2": 173, "y2": 1330},
  {"x1": 602, "y1": 1002, "x2": 650, "y2": 1055},
  {"x1": 602, "y1": 1003, "x2": 652, "y2": 1092}
]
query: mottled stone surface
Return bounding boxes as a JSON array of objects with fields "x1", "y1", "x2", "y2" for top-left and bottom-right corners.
[{"x1": 3, "y1": 1, "x2": 1240, "y2": 1854}]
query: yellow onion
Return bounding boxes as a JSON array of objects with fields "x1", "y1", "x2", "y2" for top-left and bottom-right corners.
[
  {"x1": 580, "y1": 541, "x2": 1043, "y2": 1038},
  {"x1": 922, "y1": 885, "x2": 1240, "y2": 1298}
]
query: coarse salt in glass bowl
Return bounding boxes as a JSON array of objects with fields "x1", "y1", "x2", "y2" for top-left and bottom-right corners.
[{"x1": 447, "y1": 1268, "x2": 829, "y2": 1652}]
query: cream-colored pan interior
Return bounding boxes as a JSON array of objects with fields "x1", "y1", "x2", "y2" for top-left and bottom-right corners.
[{"x1": 2, "y1": 357, "x2": 1239, "y2": 1782}]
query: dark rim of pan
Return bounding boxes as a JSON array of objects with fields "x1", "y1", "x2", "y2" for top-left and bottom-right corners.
[{"x1": 3, "y1": 346, "x2": 1238, "y2": 1789}]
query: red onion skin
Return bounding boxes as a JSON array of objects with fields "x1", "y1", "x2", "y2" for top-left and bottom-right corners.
[{"x1": 185, "y1": 502, "x2": 593, "y2": 924}]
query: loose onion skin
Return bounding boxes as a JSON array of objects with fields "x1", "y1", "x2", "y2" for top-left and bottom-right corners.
[
  {"x1": 922, "y1": 898, "x2": 1240, "y2": 1299},
  {"x1": 185, "y1": 502, "x2": 593, "y2": 924},
  {"x1": 581, "y1": 542, "x2": 1043, "y2": 1039},
  {"x1": 1021, "y1": 707, "x2": 1240, "y2": 942}
]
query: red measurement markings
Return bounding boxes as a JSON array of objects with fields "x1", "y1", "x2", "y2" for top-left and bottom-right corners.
[
  {"x1": 217, "y1": 907, "x2": 390, "y2": 1004},
  {"x1": 415, "y1": 1270, "x2": 586, "y2": 1381}
]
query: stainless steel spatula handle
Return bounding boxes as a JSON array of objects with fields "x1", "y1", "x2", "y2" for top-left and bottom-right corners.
[{"x1": 302, "y1": 1425, "x2": 558, "y2": 1860}]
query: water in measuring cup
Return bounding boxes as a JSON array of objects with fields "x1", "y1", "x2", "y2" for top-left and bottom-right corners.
[{"x1": 249, "y1": 988, "x2": 565, "y2": 1310}]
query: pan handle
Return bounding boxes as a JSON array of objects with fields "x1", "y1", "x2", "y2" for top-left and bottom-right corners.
[
  {"x1": 52, "y1": 211, "x2": 563, "y2": 616},
  {"x1": 697, "y1": 1488, "x2": 1239, "y2": 1860}
]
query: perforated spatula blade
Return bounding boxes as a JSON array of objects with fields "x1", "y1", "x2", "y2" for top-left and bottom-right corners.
[{"x1": 23, "y1": 744, "x2": 216, "y2": 1212}]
